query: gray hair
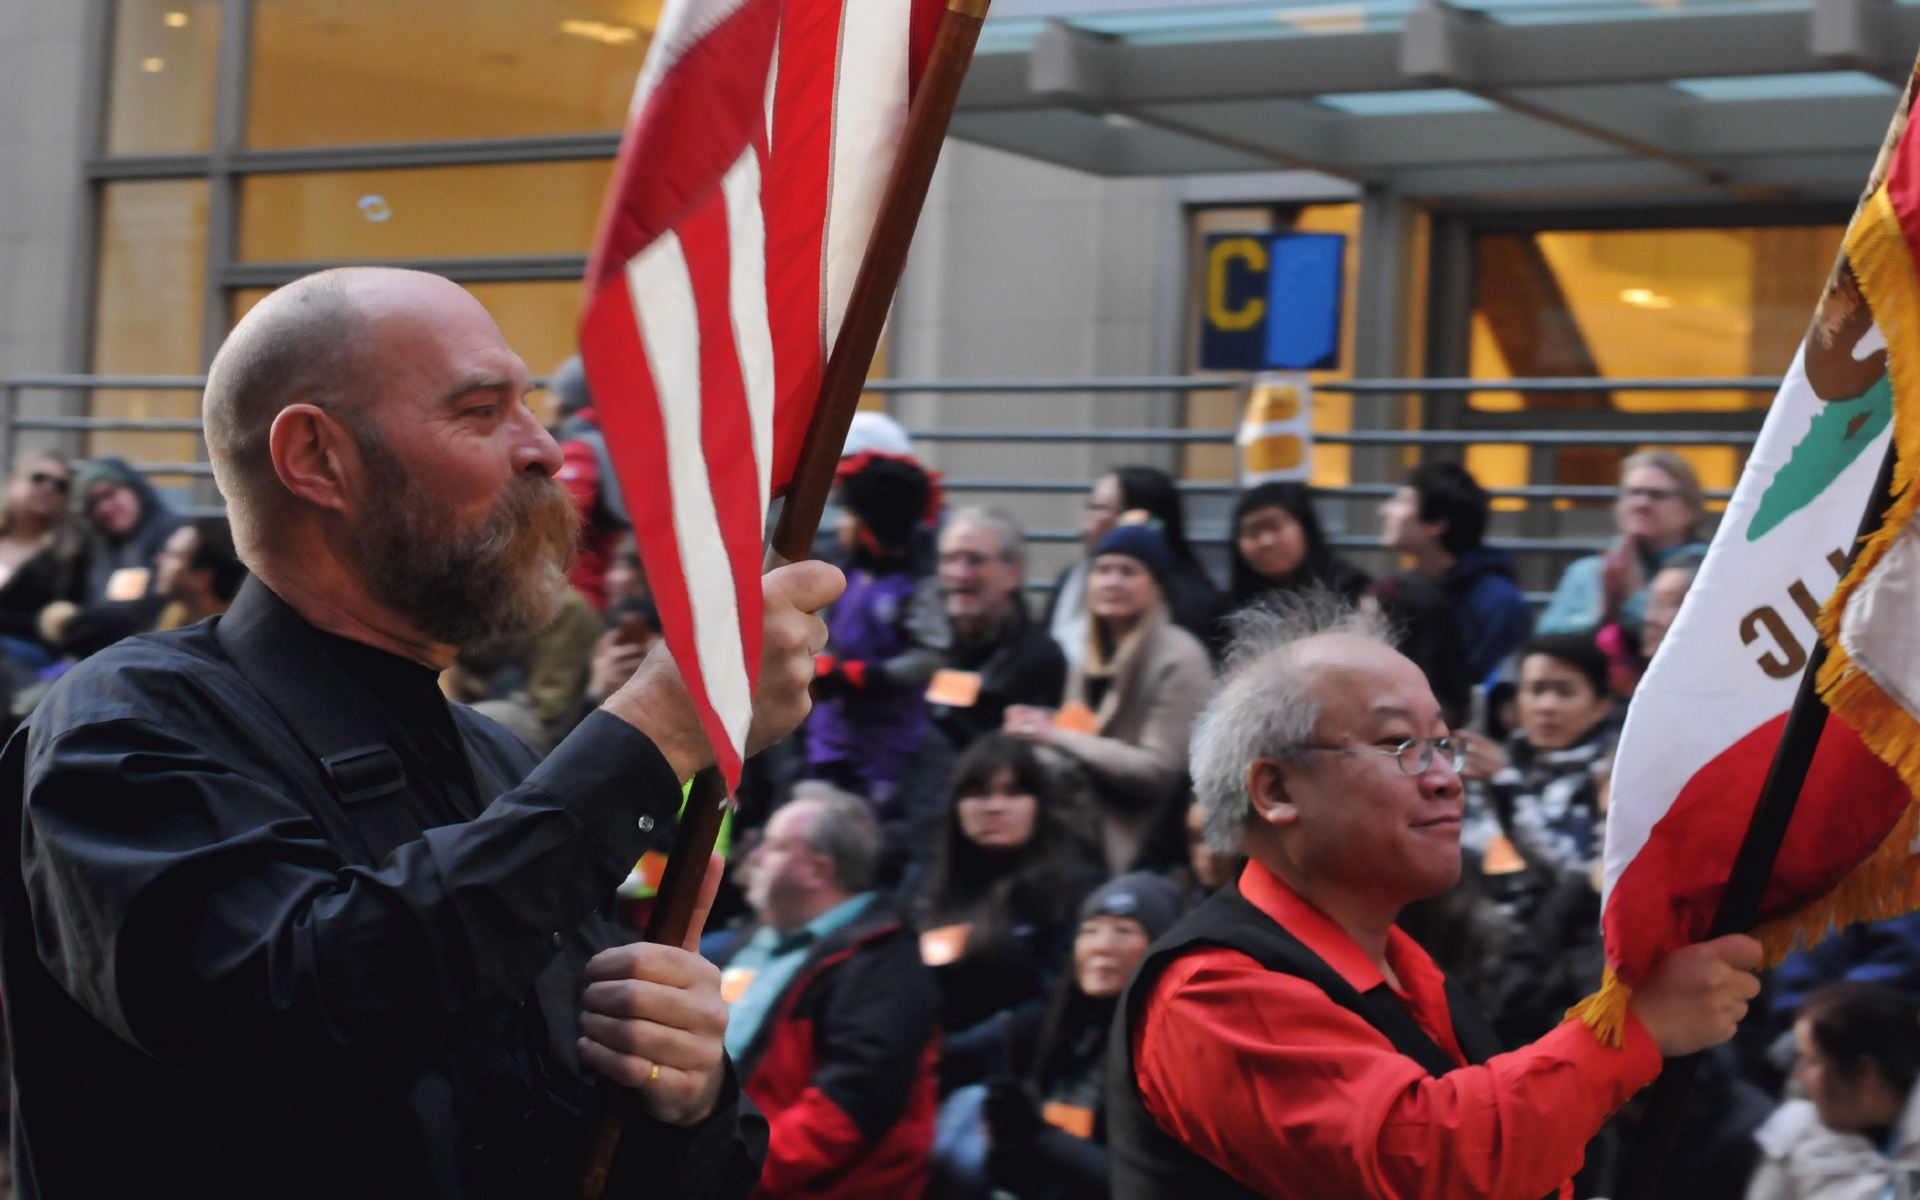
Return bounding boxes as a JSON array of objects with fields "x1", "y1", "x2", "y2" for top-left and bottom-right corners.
[
  {"x1": 787, "y1": 784, "x2": 883, "y2": 893},
  {"x1": 942, "y1": 506, "x2": 1026, "y2": 569},
  {"x1": 1189, "y1": 590, "x2": 1393, "y2": 855}
]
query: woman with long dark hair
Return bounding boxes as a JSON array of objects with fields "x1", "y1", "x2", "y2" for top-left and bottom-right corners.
[
  {"x1": 910, "y1": 733, "x2": 1104, "y2": 1090},
  {"x1": 1228, "y1": 481, "x2": 1369, "y2": 609}
]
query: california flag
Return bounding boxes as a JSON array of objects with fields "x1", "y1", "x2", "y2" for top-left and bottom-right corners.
[{"x1": 1582, "y1": 61, "x2": 1920, "y2": 1040}]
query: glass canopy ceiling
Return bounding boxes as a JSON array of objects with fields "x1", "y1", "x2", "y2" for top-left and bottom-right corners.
[{"x1": 954, "y1": 0, "x2": 1920, "y2": 205}]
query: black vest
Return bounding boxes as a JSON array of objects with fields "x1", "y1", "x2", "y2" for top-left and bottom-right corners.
[{"x1": 1106, "y1": 881, "x2": 1505, "y2": 1200}]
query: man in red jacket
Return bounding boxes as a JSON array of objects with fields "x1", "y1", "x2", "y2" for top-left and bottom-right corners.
[
  {"x1": 717, "y1": 790, "x2": 940, "y2": 1199},
  {"x1": 1109, "y1": 599, "x2": 1763, "y2": 1200}
]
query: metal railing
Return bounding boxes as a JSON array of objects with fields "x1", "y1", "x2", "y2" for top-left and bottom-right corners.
[{"x1": 2, "y1": 371, "x2": 1775, "y2": 563}]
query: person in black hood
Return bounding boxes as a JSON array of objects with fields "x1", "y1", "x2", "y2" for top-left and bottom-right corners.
[
  {"x1": 79, "y1": 457, "x2": 183, "y2": 600},
  {"x1": 1228, "y1": 482, "x2": 1368, "y2": 610},
  {"x1": 38, "y1": 457, "x2": 184, "y2": 658},
  {"x1": 984, "y1": 872, "x2": 1184, "y2": 1200},
  {"x1": 1379, "y1": 461, "x2": 1531, "y2": 686}
]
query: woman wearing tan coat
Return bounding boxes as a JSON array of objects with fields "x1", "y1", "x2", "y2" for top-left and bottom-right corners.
[{"x1": 1005, "y1": 522, "x2": 1214, "y2": 875}]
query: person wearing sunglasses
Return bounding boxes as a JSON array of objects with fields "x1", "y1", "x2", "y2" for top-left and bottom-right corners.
[
  {"x1": 1538, "y1": 449, "x2": 1710, "y2": 639},
  {"x1": 1108, "y1": 595, "x2": 1762, "y2": 1200},
  {"x1": 0, "y1": 453, "x2": 84, "y2": 670}
]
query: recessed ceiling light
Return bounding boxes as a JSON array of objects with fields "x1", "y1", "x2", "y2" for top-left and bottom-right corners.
[
  {"x1": 559, "y1": 19, "x2": 638, "y2": 45},
  {"x1": 1620, "y1": 288, "x2": 1675, "y2": 309},
  {"x1": 141, "y1": 56, "x2": 165, "y2": 72},
  {"x1": 1277, "y1": 5, "x2": 1366, "y2": 35},
  {"x1": 164, "y1": 11, "x2": 188, "y2": 27}
]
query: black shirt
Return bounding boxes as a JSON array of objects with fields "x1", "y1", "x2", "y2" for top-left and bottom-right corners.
[
  {"x1": 929, "y1": 604, "x2": 1068, "y2": 750},
  {"x1": 311, "y1": 625, "x2": 482, "y2": 820},
  {"x1": 0, "y1": 578, "x2": 766, "y2": 1200}
]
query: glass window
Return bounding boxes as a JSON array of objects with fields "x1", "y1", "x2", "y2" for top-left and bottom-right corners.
[
  {"x1": 92, "y1": 181, "x2": 209, "y2": 469},
  {"x1": 1470, "y1": 226, "x2": 1843, "y2": 413},
  {"x1": 237, "y1": 160, "x2": 613, "y2": 262},
  {"x1": 1468, "y1": 224, "x2": 1844, "y2": 500},
  {"x1": 248, "y1": 0, "x2": 659, "y2": 148},
  {"x1": 106, "y1": 0, "x2": 221, "y2": 155},
  {"x1": 233, "y1": 280, "x2": 581, "y2": 379}
]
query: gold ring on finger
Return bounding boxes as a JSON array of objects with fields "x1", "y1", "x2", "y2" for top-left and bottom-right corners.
[{"x1": 645, "y1": 1063, "x2": 660, "y2": 1088}]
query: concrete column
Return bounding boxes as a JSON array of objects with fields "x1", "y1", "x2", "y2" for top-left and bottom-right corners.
[
  {"x1": 1341, "y1": 185, "x2": 1422, "y2": 568},
  {"x1": 891, "y1": 140, "x2": 1179, "y2": 588},
  {"x1": 0, "y1": 0, "x2": 97, "y2": 379}
]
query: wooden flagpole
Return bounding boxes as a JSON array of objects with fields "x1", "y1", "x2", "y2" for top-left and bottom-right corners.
[
  {"x1": 1616, "y1": 436, "x2": 1900, "y2": 1200},
  {"x1": 581, "y1": 2, "x2": 992, "y2": 1194}
]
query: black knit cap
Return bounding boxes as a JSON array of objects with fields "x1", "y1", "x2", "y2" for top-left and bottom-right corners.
[
  {"x1": 1078, "y1": 872, "x2": 1184, "y2": 941},
  {"x1": 839, "y1": 456, "x2": 929, "y2": 556}
]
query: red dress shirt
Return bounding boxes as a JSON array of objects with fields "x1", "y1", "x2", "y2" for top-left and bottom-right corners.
[{"x1": 1133, "y1": 860, "x2": 1663, "y2": 1200}]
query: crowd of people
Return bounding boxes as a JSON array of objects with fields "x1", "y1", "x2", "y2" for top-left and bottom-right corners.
[{"x1": 0, "y1": 348, "x2": 1909, "y2": 1200}]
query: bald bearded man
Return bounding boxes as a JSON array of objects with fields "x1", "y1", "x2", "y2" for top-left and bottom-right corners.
[{"x1": 0, "y1": 268, "x2": 841, "y2": 1200}]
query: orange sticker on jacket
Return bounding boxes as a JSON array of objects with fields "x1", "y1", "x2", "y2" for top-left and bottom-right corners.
[
  {"x1": 1052, "y1": 701, "x2": 1098, "y2": 734},
  {"x1": 1043, "y1": 1102, "x2": 1096, "y2": 1139},
  {"x1": 720, "y1": 967, "x2": 758, "y2": 1005},
  {"x1": 926, "y1": 669, "x2": 984, "y2": 707},
  {"x1": 920, "y1": 924, "x2": 971, "y2": 966},
  {"x1": 1481, "y1": 834, "x2": 1527, "y2": 875},
  {"x1": 105, "y1": 567, "x2": 150, "y2": 602}
]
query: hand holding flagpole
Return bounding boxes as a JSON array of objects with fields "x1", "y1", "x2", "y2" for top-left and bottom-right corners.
[{"x1": 577, "y1": 1, "x2": 992, "y2": 1194}]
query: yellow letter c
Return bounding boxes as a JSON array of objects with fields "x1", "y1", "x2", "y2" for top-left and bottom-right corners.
[{"x1": 1207, "y1": 237, "x2": 1268, "y2": 332}]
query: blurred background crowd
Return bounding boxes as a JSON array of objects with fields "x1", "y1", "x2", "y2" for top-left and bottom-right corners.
[{"x1": 0, "y1": 356, "x2": 1907, "y2": 1200}]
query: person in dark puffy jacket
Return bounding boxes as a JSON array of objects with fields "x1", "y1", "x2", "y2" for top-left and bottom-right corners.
[
  {"x1": 1379, "y1": 461, "x2": 1532, "y2": 686},
  {"x1": 907, "y1": 734, "x2": 1104, "y2": 1094},
  {"x1": 717, "y1": 792, "x2": 941, "y2": 1200},
  {"x1": 985, "y1": 872, "x2": 1184, "y2": 1200}
]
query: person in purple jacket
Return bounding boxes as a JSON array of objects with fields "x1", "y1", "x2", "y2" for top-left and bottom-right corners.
[{"x1": 808, "y1": 453, "x2": 945, "y2": 808}]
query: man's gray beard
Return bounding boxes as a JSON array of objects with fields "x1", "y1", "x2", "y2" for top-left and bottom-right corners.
[{"x1": 345, "y1": 436, "x2": 579, "y2": 650}]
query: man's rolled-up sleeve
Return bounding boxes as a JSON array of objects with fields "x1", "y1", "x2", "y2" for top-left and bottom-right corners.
[
  {"x1": 24, "y1": 707, "x2": 681, "y2": 1082},
  {"x1": 1134, "y1": 953, "x2": 1664, "y2": 1200}
]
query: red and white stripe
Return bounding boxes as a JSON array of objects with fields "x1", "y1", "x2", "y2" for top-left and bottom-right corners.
[{"x1": 580, "y1": 0, "x2": 944, "y2": 787}]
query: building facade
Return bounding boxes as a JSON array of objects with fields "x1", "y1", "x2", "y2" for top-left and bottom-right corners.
[{"x1": 0, "y1": 0, "x2": 1909, "y2": 585}]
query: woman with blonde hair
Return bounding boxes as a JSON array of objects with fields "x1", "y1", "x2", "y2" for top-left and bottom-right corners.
[
  {"x1": 1538, "y1": 448, "x2": 1710, "y2": 638},
  {"x1": 0, "y1": 453, "x2": 83, "y2": 668},
  {"x1": 1005, "y1": 522, "x2": 1213, "y2": 876}
]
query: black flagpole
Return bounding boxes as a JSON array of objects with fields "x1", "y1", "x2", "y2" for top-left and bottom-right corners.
[{"x1": 1615, "y1": 434, "x2": 1901, "y2": 1200}]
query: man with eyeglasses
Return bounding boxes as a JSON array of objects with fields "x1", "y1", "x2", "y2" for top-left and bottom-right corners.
[
  {"x1": 1108, "y1": 598, "x2": 1762, "y2": 1200},
  {"x1": 930, "y1": 508, "x2": 1066, "y2": 750}
]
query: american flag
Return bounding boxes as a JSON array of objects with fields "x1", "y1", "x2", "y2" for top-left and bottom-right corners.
[{"x1": 580, "y1": 0, "x2": 946, "y2": 788}]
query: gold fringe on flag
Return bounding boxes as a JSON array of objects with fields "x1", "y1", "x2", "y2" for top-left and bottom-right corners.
[
  {"x1": 1567, "y1": 968, "x2": 1634, "y2": 1048},
  {"x1": 1572, "y1": 185, "x2": 1920, "y2": 1049},
  {"x1": 1804, "y1": 183, "x2": 1920, "y2": 962}
]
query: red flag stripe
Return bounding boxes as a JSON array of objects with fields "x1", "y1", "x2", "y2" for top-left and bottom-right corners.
[
  {"x1": 582, "y1": 0, "x2": 946, "y2": 787},
  {"x1": 582, "y1": 275, "x2": 745, "y2": 782}
]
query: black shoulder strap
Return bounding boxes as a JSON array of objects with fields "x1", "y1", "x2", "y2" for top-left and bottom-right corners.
[
  {"x1": 214, "y1": 577, "x2": 423, "y2": 867},
  {"x1": 1142, "y1": 883, "x2": 1467, "y2": 1077}
]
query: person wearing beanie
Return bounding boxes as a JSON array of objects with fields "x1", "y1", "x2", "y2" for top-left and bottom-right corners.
[
  {"x1": 985, "y1": 872, "x2": 1187, "y2": 1200},
  {"x1": 549, "y1": 355, "x2": 631, "y2": 612},
  {"x1": 806, "y1": 453, "x2": 948, "y2": 832},
  {"x1": 1005, "y1": 518, "x2": 1214, "y2": 875}
]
